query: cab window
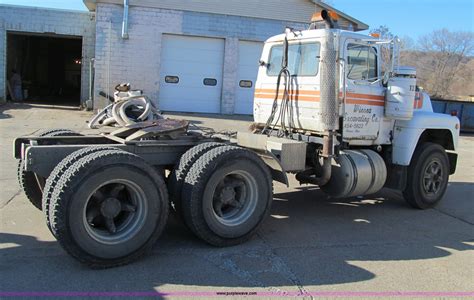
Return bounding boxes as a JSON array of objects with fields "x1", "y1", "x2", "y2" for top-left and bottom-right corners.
[
  {"x1": 267, "y1": 43, "x2": 320, "y2": 76},
  {"x1": 347, "y1": 44, "x2": 377, "y2": 81}
]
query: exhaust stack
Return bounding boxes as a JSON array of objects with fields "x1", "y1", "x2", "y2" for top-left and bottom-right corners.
[{"x1": 309, "y1": 9, "x2": 339, "y2": 30}]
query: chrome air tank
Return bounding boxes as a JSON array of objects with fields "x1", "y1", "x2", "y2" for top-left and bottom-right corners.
[{"x1": 321, "y1": 149, "x2": 387, "y2": 198}]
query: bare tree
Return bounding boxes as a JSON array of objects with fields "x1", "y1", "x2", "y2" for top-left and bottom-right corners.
[
  {"x1": 370, "y1": 25, "x2": 394, "y2": 40},
  {"x1": 416, "y1": 29, "x2": 474, "y2": 98}
]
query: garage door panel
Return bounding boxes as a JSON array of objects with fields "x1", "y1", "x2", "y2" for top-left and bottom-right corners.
[
  {"x1": 235, "y1": 41, "x2": 263, "y2": 115},
  {"x1": 161, "y1": 53, "x2": 224, "y2": 65},
  {"x1": 159, "y1": 34, "x2": 224, "y2": 113},
  {"x1": 161, "y1": 61, "x2": 223, "y2": 74},
  {"x1": 161, "y1": 75, "x2": 221, "y2": 89}
]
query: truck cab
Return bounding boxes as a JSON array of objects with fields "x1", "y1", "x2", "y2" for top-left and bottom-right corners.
[{"x1": 251, "y1": 10, "x2": 460, "y2": 209}]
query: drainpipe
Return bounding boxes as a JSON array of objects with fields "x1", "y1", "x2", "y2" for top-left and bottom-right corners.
[
  {"x1": 85, "y1": 58, "x2": 95, "y2": 111},
  {"x1": 122, "y1": 0, "x2": 129, "y2": 39},
  {"x1": 89, "y1": 58, "x2": 95, "y2": 100}
]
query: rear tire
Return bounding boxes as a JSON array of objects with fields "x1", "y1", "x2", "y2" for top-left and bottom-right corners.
[
  {"x1": 49, "y1": 150, "x2": 169, "y2": 268},
  {"x1": 403, "y1": 143, "x2": 449, "y2": 209},
  {"x1": 182, "y1": 146, "x2": 272, "y2": 247},
  {"x1": 43, "y1": 146, "x2": 119, "y2": 235},
  {"x1": 17, "y1": 129, "x2": 81, "y2": 210},
  {"x1": 168, "y1": 142, "x2": 225, "y2": 219}
]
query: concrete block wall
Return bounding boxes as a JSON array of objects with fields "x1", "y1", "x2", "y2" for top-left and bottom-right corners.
[
  {"x1": 0, "y1": 5, "x2": 95, "y2": 103},
  {"x1": 94, "y1": 3, "x2": 308, "y2": 113}
]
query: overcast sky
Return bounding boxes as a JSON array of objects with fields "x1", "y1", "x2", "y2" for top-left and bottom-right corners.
[{"x1": 0, "y1": 0, "x2": 472, "y2": 39}]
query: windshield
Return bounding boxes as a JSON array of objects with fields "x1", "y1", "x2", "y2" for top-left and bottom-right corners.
[{"x1": 267, "y1": 42, "x2": 320, "y2": 76}]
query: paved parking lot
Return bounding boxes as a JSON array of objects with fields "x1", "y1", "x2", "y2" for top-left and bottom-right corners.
[{"x1": 1, "y1": 103, "x2": 473, "y2": 297}]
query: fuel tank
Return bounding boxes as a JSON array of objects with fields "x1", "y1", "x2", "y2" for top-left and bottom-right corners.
[{"x1": 321, "y1": 149, "x2": 387, "y2": 198}]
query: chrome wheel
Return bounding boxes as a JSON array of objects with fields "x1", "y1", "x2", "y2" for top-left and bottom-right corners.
[
  {"x1": 83, "y1": 179, "x2": 147, "y2": 245},
  {"x1": 422, "y1": 159, "x2": 443, "y2": 195},
  {"x1": 209, "y1": 170, "x2": 258, "y2": 227}
]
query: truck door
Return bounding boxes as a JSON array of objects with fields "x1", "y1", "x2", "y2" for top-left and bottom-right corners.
[{"x1": 343, "y1": 41, "x2": 385, "y2": 141}]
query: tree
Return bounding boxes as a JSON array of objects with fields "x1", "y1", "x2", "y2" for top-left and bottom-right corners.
[
  {"x1": 415, "y1": 29, "x2": 474, "y2": 98},
  {"x1": 370, "y1": 25, "x2": 394, "y2": 40}
]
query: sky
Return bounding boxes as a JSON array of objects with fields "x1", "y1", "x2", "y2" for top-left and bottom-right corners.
[{"x1": 0, "y1": 0, "x2": 472, "y2": 40}]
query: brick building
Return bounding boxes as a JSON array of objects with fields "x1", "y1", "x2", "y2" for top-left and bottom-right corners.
[{"x1": 1, "y1": 1, "x2": 367, "y2": 114}]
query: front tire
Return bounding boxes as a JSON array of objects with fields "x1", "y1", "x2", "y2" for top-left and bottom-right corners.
[
  {"x1": 403, "y1": 143, "x2": 449, "y2": 209},
  {"x1": 182, "y1": 146, "x2": 273, "y2": 247},
  {"x1": 49, "y1": 150, "x2": 169, "y2": 268}
]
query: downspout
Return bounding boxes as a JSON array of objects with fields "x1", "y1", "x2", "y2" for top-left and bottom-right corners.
[
  {"x1": 89, "y1": 58, "x2": 94, "y2": 100},
  {"x1": 122, "y1": 0, "x2": 129, "y2": 39}
]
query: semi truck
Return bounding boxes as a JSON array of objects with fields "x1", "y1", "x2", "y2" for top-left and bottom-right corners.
[{"x1": 14, "y1": 10, "x2": 459, "y2": 268}]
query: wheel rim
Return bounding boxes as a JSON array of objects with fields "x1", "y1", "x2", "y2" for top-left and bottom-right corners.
[
  {"x1": 83, "y1": 179, "x2": 147, "y2": 245},
  {"x1": 422, "y1": 159, "x2": 444, "y2": 196},
  {"x1": 210, "y1": 170, "x2": 258, "y2": 227}
]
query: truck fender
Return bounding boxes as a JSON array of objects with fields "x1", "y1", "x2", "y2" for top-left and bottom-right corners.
[
  {"x1": 392, "y1": 111, "x2": 459, "y2": 166},
  {"x1": 251, "y1": 149, "x2": 289, "y2": 187}
]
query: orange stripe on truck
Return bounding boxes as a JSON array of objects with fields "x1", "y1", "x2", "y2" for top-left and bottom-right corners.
[
  {"x1": 254, "y1": 89, "x2": 320, "y2": 96},
  {"x1": 346, "y1": 99, "x2": 385, "y2": 106},
  {"x1": 254, "y1": 93, "x2": 320, "y2": 102},
  {"x1": 346, "y1": 92, "x2": 385, "y2": 101},
  {"x1": 413, "y1": 92, "x2": 423, "y2": 109},
  {"x1": 255, "y1": 90, "x2": 386, "y2": 107}
]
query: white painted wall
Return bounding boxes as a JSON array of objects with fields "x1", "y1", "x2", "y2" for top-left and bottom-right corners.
[{"x1": 88, "y1": 0, "x2": 318, "y2": 23}]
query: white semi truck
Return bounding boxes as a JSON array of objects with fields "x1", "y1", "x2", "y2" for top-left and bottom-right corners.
[{"x1": 15, "y1": 10, "x2": 459, "y2": 268}]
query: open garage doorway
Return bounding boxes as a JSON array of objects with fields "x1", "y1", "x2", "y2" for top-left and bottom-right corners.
[{"x1": 6, "y1": 32, "x2": 83, "y2": 106}]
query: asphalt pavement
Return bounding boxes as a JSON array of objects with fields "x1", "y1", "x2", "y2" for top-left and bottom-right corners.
[{"x1": 1, "y1": 103, "x2": 473, "y2": 298}]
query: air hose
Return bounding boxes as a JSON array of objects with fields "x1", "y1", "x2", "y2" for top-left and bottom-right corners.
[{"x1": 88, "y1": 93, "x2": 162, "y2": 129}]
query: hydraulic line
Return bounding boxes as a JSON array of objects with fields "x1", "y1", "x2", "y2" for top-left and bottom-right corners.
[{"x1": 262, "y1": 32, "x2": 295, "y2": 137}]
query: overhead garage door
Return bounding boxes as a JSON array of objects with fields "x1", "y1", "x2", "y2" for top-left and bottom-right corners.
[
  {"x1": 234, "y1": 41, "x2": 264, "y2": 115},
  {"x1": 159, "y1": 35, "x2": 224, "y2": 113}
]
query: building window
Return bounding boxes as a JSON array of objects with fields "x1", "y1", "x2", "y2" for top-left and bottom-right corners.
[
  {"x1": 239, "y1": 80, "x2": 253, "y2": 88},
  {"x1": 203, "y1": 78, "x2": 217, "y2": 86},
  {"x1": 347, "y1": 44, "x2": 378, "y2": 81},
  {"x1": 267, "y1": 42, "x2": 320, "y2": 76},
  {"x1": 165, "y1": 76, "x2": 179, "y2": 84}
]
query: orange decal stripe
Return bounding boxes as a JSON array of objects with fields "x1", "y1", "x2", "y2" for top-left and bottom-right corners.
[
  {"x1": 254, "y1": 94, "x2": 320, "y2": 102},
  {"x1": 413, "y1": 93, "x2": 424, "y2": 109},
  {"x1": 346, "y1": 99, "x2": 385, "y2": 106},
  {"x1": 254, "y1": 89, "x2": 320, "y2": 96},
  {"x1": 346, "y1": 92, "x2": 385, "y2": 101}
]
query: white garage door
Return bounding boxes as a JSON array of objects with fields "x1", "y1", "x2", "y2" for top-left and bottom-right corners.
[
  {"x1": 235, "y1": 41, "x2": 264, "y2": 115},
  {"x1": 159, "y1": 35, "x2": 224, "y2": 113}
]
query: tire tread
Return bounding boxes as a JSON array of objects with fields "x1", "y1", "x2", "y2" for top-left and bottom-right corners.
[
  {"x1": 182, "y1": 146, "x2": 273, "y2": 247},
  {"x1": 49, "y1": 149, "x2": 169, "y2": 268}
]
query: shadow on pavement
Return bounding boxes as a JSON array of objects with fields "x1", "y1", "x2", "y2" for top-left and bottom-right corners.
[{"x1": 1, "y1": 182, "x2": 473, "y2": 294}]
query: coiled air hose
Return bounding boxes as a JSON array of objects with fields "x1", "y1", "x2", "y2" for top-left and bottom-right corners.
[{"x1": 88, "y1": 94, "x2": 161, "y2": 129}]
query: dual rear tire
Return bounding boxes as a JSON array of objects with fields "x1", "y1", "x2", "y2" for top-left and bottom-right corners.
[
  {"x1": 170, "y1": 144, "x2": 273, "y2": 246},
  {"x1": 17, "y1": 129, "x2": 82, "y2": 210},
  {"x1": 45, "y1": 143, "x2": 272, "y2": 267},
  {"x1": 47, "y1": 149, "x2": 169, "y2": 268}
]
